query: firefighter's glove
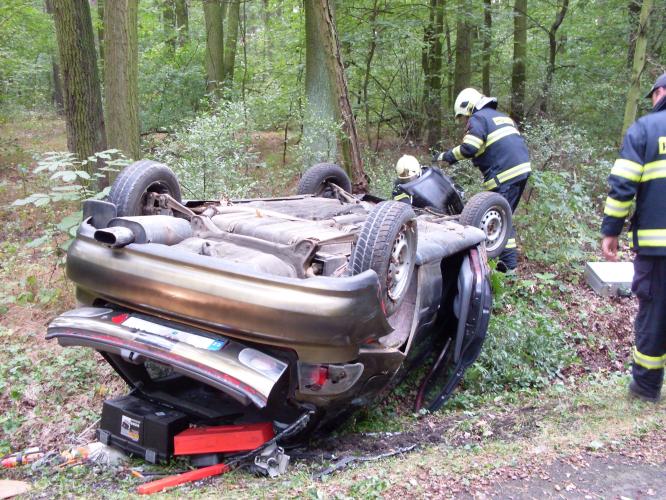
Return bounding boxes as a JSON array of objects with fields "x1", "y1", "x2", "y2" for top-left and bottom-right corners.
[{"x1": 435, "y1": 150, "x2": 456, "y2": 164}]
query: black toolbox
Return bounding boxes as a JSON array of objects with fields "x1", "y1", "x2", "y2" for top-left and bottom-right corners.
[{"x1": 97, "y1": 394, "x2": 189, "y2": 463}]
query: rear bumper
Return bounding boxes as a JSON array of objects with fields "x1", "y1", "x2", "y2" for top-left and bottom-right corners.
[
  {"x1": 69, "y1": 220, "x2": 391, "y2": 363},
  {"x1": 47, "y1": 308, "x2": 289, "y2": 408}
]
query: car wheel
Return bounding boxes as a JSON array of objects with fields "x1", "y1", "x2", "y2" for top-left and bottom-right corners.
[
  {"x1": 109, "y1": 160, "x2": 182, "y2": 217},
  {"x1": 296, "y1": 163, "x2": 352, "y2": 197},
  {"x1": 459, "y1": 192, "x2": 511, "y2": 259},
  {"x1": 351, "y1": 201, "x2": 417, "y2": 316}
]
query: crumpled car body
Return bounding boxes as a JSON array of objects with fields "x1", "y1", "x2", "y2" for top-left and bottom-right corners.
[{"x1": 48, "y1": 193, "x2": 491, "y2": 433}]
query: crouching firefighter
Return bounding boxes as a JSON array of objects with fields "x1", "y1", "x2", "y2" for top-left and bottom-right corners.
[
  {"x1": 436, "y1": 88, "x2": 531, "y2": 272},
  {"x1": 601, "y1": 73, "x2": 666, "y2": 403}
]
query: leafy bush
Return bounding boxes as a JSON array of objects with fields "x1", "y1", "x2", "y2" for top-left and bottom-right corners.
[
  {"x1": 462, "y1": 273, "x2": 577, "y2": 395},
  {"x1": 12, "y1": 150, "x2": 129, "y2": 248},
  {"x1": 152, "y1": 103, "x2": 257, "y2": 199}
]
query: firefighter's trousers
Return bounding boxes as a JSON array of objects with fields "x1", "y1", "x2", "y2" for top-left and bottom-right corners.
[
  {"x1": 493, "y1": 179, "x2": 528, "y2": 270},
  {"x1": 631, "y1": 255, "x2": 666, "y2": 397}
]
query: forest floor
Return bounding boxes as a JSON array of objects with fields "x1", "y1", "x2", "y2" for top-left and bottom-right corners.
[{"x1": 0, "y1": 113, "x2": 663, "y2": 499}]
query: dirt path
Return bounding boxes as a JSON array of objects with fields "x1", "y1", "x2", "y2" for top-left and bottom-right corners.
[{"x1": 489, "y1": 453, "x2": 665, "y2": 499}]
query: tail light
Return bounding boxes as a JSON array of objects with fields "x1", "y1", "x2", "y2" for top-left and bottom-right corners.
[{"x1": 297, "y1": 362, "x2": 364, "y2": 395}]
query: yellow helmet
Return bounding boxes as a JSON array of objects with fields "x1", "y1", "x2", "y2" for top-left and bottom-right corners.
[
  {"x1": 395, "y1": 155, "x2": 422, "y2": 181},
  {"x1": 454, "y1": 88, "x2": 484, "y2": 117}
]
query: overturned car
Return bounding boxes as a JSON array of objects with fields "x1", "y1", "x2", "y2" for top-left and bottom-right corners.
[{"x1": 47, "y1": 160, "x2": 492, "y2": 448}]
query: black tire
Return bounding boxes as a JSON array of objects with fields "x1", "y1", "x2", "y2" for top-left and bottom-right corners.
[
  {"x1": 459, "y1": 192, "x2": 512, "y2": 259},
  {"x1": 296, "y1": 163, "x2": 352, "y2": 197},
  {"x1": 351, "y1": 201, "x2": 417, "y2": 316},
  {"x1": 109, "y1": 160, "x2": 182, "y2": 217}
]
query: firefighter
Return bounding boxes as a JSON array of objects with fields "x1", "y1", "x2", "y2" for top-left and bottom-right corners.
[
  {"x1": 601, "y1": 72, "x2": 666, "y2": 403},
  {"x1": 436, "y1": 88, "x2": 531, "y2": 272}
]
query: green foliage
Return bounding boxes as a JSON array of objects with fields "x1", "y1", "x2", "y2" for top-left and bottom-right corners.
[
  {"x1": 152, "y1": 102, "x2": 257, "y2": 199},
  {"x1": 11, "y1": 150, "x2": 129, "y2": 248},
  {"x1": 462, "y1": 272, "x2": 577, "y2": 396}
]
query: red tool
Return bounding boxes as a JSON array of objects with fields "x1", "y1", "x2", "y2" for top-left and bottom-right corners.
[
  {"x1": 136, "y1": 463, "x2": 230, "y2": 495},
  {"x1": 174, "y1": 422, "x2": 274, "y2": 455},
  {"x1": 1, "y1": 448, "x2": 43, "y2": 468}
]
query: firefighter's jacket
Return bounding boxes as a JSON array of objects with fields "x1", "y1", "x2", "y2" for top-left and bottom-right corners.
[
  {"x1": 602, "y1": 96, "x2": 666, "y2": 255},
  {"x1": 443, "y1": 105, "x2": 531, "y2": 190}
]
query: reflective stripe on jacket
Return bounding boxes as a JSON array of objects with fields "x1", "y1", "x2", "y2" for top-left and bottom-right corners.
[
  {"x1": 444, "y1": 106, "x2": 531, "y2": 189},
  {"x1": 601, "y1": 96, "x2": 666, "y2": 255}
]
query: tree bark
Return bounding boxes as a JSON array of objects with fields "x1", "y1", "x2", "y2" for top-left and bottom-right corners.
[
  {"x1": 423, "y1": 0, "x2": 444, "y2": 148},
  {"x1": 539, "y1": 0, "x2": 569, "y2": 114},
  {"x1": 51, "y1": 0, "x2": 106, "y2": 162},
  {"x1": 622, "y1": 0, "x2": 653, "y2": 136},
  {"x1": 203, "y1": 0, "x2": 225, "y2": 97},
  {"x1": 175, "y1": 0, "x2": 189, "y2": 45},
  {"x1": 105, "y1": 0, "x2": 140, "y2": 160},
  {"x1": 223, "y1": 0, "x2": 240, "y2": 92},
  {"x1": 510, "y1": 0, "x2": 527, "y2": 122},
  {"x1": 305, "y1": 0, "x2": 367, "y2": 191},
  {"x1": 482, "y1": 0, "x2": 492, "y2": 96},
  {"x1": 453, "y1": 0, "x2": 472, "y2": 96}
]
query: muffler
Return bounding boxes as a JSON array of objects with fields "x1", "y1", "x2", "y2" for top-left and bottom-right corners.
[{"x1": 94, "y1": 215, "x2": 192, "y2": 248}]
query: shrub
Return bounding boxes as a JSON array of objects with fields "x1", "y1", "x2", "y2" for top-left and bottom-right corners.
[{"x1": 152, "y1": 103, "x2": 257, "y2": 199}]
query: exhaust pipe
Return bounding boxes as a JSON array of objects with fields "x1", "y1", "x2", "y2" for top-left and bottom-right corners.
[{"x1": 94, "y1": 226, "x2": 135, "y2": 248}]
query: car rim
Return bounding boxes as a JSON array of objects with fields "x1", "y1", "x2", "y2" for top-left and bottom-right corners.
[
  {"x1": 481, "y1": 208, "x2": 505, "y2": 252},
  {"x1": 387, "y1": 223, "x2": 414, "y2": 302},
  {"x1": 140, "y1": 181, "x2": 172, "y2": 214}
]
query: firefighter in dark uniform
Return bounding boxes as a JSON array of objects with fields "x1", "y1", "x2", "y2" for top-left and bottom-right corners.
[
  {"x1": 437, "y1": 88, "x2": 531, "y2": 272},
  {"x1": 602, "y1": 73, "x2": 666, "y2": 402}
]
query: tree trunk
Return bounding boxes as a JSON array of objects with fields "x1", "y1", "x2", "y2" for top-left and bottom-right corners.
[
  {"x1": 163, "y1": 0, "x2": 176, "y2": 51},
  {"x1": 51, "y1": 0, "x2": 106, "y2": 162},
  {"x1": 175, "y1": 0, "x2": 189, "y2": 45},
  {"x1": 223, "y1": 0, "x2": 240, "y2": 92},
  {"x1": 105, "y1": 0, "x2": 140, "y2": 160},
  {"x1": 622, "y1": 0, "x2": 653, "y2": 136},
  {"x1": 305, "y1": 0, "x2": 367, "y2": 191},
  {"x1": 44, "y1": 0, "x2": 64, "y2": 114},
  {"x1": 423, "y1": 0, "x2": 444, "y2": 149},
  {"x1": 361, "y1": 0, "x2": 380, "y2": 147},
  {"x1": 97, "y1": 0, "x2": 105, "y2": 72},
  {"x1": 510, "y1": 0, "x2": 527, "y2": 122},
  {"x1": 203, "y1": 0, "x2": 225, "y2": 97},
  {"x1": 453, "y1": 0, "x2": 472, "y2": 96},
  {"x1": 482, "y1": 0, "x2": 492, "y2": 96},
  {"x1": 627, "y1": 0, "x2": 641, "y2": 68},
  {"x1": 539, "y1": 0, "x2": 569, "y2": 114}
]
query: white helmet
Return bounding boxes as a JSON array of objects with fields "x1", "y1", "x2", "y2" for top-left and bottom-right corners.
[
  {"x1": 395, "y1": 155, "x2": 422, "y2": 181},
  {"x1": 454, "y1": 88, "x2": 484, "y2": 117}
]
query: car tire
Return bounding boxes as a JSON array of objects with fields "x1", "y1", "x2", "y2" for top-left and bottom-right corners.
[
  {"x1": 109, "y1": 160, "x2": 182, "y2": 217},
  {"x1": 459, "y1": 192, "x2": 512, "y2": 259},
  {"x1": 296, "y1": 163, "x2": 352, "y2": 197},
  {"x1": 351, "y1": 201, "x2": 417, "y2": 316}
]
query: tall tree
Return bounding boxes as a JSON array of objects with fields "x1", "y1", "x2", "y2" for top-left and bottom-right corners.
[
  {"x1": 539, "y1": 0, "x2": 569, "y2": 114},
  {"x1": 175, "y1": 0, "x2": 189, "y2": 45},
  {"x1": 510, "y1": 0, "x2": 527, "y2": 122},
  {"x1": 453, "y1": 0, "x2": 472, "y2": 96},
  {"x1": 203, "y1": 0, "x2": 225, "y2": 97},
  {"x1": 162, "y1": 0, "x2": 177, "y2": 51},
  {"x1": 304, "y1": 0, "x2": 366, "y2": 191},
  {"x1": 105, "y1": 0, "x2": 140, "y2": 160},
  {"x1": 482, "y1": 0, "x2": 492, "y2": 95},
  {"x1": 622, "y1": 0, "x2": 653, "y2": 136},
  {"x1": 51, "y1": 0, "x2": 106, "y2": 162},
  {"x1": 223, "y1": 0, "x2": 240, "y2": 91},
  {"x1": 97, "y1": 0, "x2": 105, "y2": 70},
  {"x1": 44, "y1": 0, "x2": 64, "y2": 114},
  {"x1": 423, "y1": 0, "x2": 445, "y2": 148}
]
